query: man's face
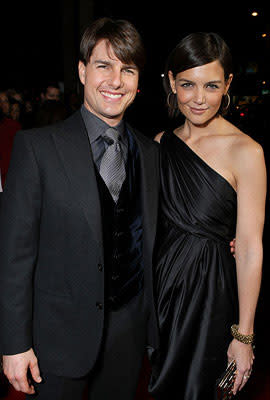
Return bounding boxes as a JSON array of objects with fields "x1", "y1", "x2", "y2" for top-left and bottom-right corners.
[
  {"x1": 44, "y1": 86, "x2": 60, "y2": 101},
  {"x1": 78, "y1": 39, "x2": 139, "y2": 126}
]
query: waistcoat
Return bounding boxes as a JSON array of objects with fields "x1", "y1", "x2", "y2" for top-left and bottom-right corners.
[{"x1": 95, "y1": 129, "x2": 143, "y2": 310}]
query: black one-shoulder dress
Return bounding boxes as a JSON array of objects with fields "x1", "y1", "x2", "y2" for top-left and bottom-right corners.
[{"x1": 149, "y1": 130, "x2": 238, "y2": 399}]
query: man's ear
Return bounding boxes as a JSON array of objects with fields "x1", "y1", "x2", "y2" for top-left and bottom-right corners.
[{"x1": 78, "y1": 61, "x2": 86, "y2": 85}]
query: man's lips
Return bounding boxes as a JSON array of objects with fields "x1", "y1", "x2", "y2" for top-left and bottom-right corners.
[{"x1": 100, "y1": 91, "x2": 124, "y2": 99}]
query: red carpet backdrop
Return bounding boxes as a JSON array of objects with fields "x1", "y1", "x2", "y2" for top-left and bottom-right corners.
[{"x1": 1, "y1": 356, "x2": 269, "y2": 399}]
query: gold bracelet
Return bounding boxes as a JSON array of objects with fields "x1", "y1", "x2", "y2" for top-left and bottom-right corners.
[{"x1": 231, "y1": 324, "x2": 255, "y2": 345}]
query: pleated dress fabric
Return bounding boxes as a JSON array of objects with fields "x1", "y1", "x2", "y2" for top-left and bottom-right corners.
[{"x1": 149, "y1": 130, "x2": 239, "y2": 400}]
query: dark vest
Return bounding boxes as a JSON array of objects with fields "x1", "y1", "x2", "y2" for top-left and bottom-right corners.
[{"x1": 95, "y1": 129, "x2": 143, "y2": 310}]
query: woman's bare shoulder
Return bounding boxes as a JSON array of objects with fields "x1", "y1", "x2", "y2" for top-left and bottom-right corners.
[
  {"x1": 227, "y1": 126, "x2": 265, "y2": 169},
  {"x1": 231, "y1": 128, "x2": 263, "y2": 156}
]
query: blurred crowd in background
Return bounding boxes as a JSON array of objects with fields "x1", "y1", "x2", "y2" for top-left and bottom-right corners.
[
  {"x1": 0, "y1": 83, "x2": 81, "y2": 188},
  {"x1": 0, "y1": 83, "x2": 81, "y2": 129},
  {"x1": 1, "y1": 81, "x2": 270, "y2": 190}
]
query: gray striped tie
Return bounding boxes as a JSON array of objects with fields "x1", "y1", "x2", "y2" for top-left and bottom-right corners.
[{"x1": 99, "y1": 127, "x2": 126, "y2": 203}]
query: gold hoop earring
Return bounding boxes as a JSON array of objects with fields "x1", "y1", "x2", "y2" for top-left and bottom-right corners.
[
  {"x1": 224, "y1": 92, "x2": 231, "y2": 110},
  {"x1": 167, "y1": 91, "x2": 176, "y2": 109}
]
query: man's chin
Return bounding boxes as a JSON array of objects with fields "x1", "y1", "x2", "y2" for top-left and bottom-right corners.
[{"x1": 100, "y1": 109, "x2": 126, "y2": 122}]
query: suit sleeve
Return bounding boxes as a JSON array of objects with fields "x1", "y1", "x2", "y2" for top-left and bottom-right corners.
[{"x1": 0, "y1": 131, "x2": 41, "y2": 355}]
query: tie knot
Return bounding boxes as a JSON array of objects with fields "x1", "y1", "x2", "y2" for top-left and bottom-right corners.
[{"x1": 103, "y1": 127, "x2": 120, "y2": 145}]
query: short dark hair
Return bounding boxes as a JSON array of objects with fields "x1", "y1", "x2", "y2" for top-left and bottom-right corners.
[
  {"x1": 164, "y1": 32, "x2": 233, "y2": 117},
  {"x1": 42, "y1": 81, "x2": 60, "y2": 94},
  {"x1": 80, "y1": 17, "x2": 146, "y2": 72}
]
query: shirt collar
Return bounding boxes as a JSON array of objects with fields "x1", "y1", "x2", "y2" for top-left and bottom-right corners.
[{"x1": 80, "y1": 104, "x2": 126, "y2": 144}]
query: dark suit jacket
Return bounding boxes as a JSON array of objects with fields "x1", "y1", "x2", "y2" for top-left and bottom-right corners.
[{"x1": 0, "y1": 110, "x2": 160, "y2": 377}]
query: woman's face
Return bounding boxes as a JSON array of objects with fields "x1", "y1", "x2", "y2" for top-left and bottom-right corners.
[{"x1": 169, "y1": 60, "x2": 232, "y2": 125}]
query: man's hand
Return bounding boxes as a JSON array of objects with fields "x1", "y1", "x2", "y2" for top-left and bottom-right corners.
[
  {"x1": 230, "y1": 238, "x2": 236, "y2": 257},
  {"x1": 2, "y1": 348, "x2": 42, "y2": 394}
]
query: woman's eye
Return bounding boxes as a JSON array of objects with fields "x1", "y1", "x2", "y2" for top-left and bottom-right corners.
[
  {"x1": 207, "y1": 84, "x2": 219, "y2": 89},
  {"x1": 181, "y1": 83, "x2": 193, "y2": 88}
]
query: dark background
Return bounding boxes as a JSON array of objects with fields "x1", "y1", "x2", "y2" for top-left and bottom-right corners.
[
  {"x1": 2, "y1": 2, "x2": 270, "y2": 134},
  {"x1": 1, "y1": 2, "x2": 270, "y2": 398}
]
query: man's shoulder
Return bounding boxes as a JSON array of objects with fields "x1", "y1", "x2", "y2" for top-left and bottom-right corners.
[
  {"x1": 17, "y1": 111, "x2": 83, "y2": 140},
  {"x1": 126, "y1": 123, "x2": 159, "y2": 150}
]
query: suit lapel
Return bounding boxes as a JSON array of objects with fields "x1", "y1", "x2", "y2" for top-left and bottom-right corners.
[
  {"x1": 52, "y1": 111, "x2": 103, "y2": 250},
  {"x1": 51, "y1": 114, "x2": 158, "y2": 259}
]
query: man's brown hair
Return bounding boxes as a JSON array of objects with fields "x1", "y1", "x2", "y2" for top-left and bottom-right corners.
[{"x1": 80, "y1": 17, "x2": 146, "y2": 72}]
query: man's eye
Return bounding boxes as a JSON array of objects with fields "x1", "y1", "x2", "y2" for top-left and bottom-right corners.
[{"x1": 124, "y1": 68, "x2": 135, "y2": 74}]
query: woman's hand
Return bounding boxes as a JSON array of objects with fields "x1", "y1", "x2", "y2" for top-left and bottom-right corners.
[
  {"x1": 229, "y1": 238, "x2": 236, "y2": 257},
  {"x1": 227, "y1": 339, "x2": 254, "y2": 395}
]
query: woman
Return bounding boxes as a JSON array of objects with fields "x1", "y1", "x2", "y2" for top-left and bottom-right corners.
[{"x1": 149, "y1": 32, "x2": 266, "y2": 399}]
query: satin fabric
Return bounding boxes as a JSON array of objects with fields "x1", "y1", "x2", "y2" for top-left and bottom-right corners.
[{"x1": 149, "y1": 130, "x2": 238, "y2": 399}]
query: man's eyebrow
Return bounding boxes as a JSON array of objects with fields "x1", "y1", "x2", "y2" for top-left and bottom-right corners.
[
  {"x1": 94, "y1": 60, "x2": 111, "y2": 65},
  {"x1": 123, "y1": 65, "x2": 138, "y2": 70},
  {"x1": 93, "y1": 60, "x2": 138, "y2": 69}
]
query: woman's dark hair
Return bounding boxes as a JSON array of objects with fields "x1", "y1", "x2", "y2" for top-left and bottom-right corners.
[
  {"x1": 164, "y1": 32, "x2": 233, "y2": 117},
  {"x1": 80, "y1": 17, "x2": 146, "y2": 72}
]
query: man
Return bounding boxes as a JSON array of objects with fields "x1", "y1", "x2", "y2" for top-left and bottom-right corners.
[
  {"x1": 0, "y1": 17, "x2": 159, "y2": 400},
  {"x1": 40, "y1": 82, "x2": 61, "y2": 102}
]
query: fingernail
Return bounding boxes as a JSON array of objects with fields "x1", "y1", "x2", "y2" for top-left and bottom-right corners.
[{"x1": 37, "y1": 376, "x2": 42, "y2": 382}]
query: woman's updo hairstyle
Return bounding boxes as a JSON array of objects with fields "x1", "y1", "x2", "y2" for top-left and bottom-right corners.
[{"x1": 164, "y1": 32, "x2": 233, "y2": 118}]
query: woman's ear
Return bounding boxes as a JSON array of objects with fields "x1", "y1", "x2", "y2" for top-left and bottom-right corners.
[
  {"x1": 168, "y1": 71, "x2": 176, "y2": 94},
  {"x1": 225, "y1": 73, "x2": 233, "y2": 94}
]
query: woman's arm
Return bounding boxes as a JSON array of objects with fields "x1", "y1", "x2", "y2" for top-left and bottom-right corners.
[
  {"x1": 228, "y1": 137, "x2": 267, "y2": 394},
  {"x1": 154, "y1": 131, "x2": 164, "y2": 143},
  {"x1": 235, "y1": 139, "x2": 266, "y2": 335}
]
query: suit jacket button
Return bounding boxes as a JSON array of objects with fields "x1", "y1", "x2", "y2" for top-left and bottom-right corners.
[
  {"x1": 98, "y1": 263, "x2": 103, "y2": 271},
  {"x1": 96, "y1": 302, "x2": 103, "y2": 310}
]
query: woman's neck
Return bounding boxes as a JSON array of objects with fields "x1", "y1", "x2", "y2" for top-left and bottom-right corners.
[{"x1": 180, "y1": 115, "x2": 225, "y2": 142}]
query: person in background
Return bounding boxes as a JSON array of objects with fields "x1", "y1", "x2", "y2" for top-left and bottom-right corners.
[
  {"x1": 9, "y1": 97, "x2": 24, "y2": 123},
  {"x1": 40, "y1": 82, "x2": 61, "y2": 102},
  {"x1": 6, "y1": 88, "x2": 24, "y2": 104},
  {"x1": 0, "y1": 91, "x2": 10, "y2": 118},
  {"x1": 149, "y1": 32, "x2": 266, "y2": 399},
  {"x1": 34, "y1": 99, "x2": 67, "y2": 127},
  {"x1": 65, "y1": 90, "x2": 81, "y2": 116},
  {"x1": 0, "y1": 106, "x2": 21, "y2": 187}
]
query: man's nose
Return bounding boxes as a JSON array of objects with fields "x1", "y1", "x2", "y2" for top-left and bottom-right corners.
[{"x1": 109, "y1": 68, "x2": 123, "y2": 88}]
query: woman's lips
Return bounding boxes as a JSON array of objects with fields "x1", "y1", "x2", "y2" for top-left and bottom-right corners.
[{"x1": 189, "y1": 107, "x2": 208, "y2": 115}]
